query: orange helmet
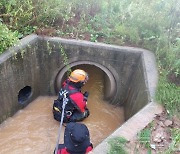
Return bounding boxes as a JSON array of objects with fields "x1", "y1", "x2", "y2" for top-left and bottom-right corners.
[{"x1": 69, "y1": 69, "x2": 88, "y2": 83}]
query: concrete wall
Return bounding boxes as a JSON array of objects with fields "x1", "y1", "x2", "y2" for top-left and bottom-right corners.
[
  {"x1": 0, "y1": 34, "x2": 152, "y2": 125},
  {"x1": 38, "y1": 36, "x2": 142, "y2": 105},
  {"x1": 93, "y1": 44, "x2": 160, "y2": 154},
  {"x1": 124, "y1": 55, "x2": 149, "y2": 120},
  {"x1": 0, "y1": 35, "x2": 41, "y2": 122}
]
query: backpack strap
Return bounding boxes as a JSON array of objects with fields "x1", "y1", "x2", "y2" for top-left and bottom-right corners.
[
  {"x1": 63, "y1": 80, "x2": 79, "y2": 95},
  {"x1": 57, "y1": 80, "x2": 81, "y2": 112}
]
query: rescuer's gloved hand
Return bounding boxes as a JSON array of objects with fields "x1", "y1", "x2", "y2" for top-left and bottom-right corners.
[
  {"x1": 84, "y1": 108, "x2": 90, "y2": 118},
  {"x1": 83, "y1": 91, "x2": 89, "y2": 101}
]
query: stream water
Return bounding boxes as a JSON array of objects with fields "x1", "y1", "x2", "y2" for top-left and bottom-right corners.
[{"x1": 0, "y1": 66, "x2": 124, "y2": 154}]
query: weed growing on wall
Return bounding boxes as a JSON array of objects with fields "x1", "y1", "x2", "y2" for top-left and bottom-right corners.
[
  {"x1": 46, "y1": 40, "x2": 52, "y2": 55},
  {"x1": 59, "y1": 44, "x2": 72, "y2": 76},
  {"x1": 46, "y1": 41, "x2": 72, "y2": 76}
]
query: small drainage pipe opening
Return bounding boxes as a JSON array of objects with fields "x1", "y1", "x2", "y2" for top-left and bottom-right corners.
[{"x1": 18, "y1": 86, "x2": 32, "y2": 104}]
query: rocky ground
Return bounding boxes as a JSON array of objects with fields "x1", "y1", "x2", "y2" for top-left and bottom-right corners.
[{"x1": 127, "y1": 110, "x2": 180, "y2": 154}]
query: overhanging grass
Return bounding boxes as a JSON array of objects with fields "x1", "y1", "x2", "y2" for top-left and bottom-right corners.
[{"x1": 156, "y1": 70, "x2": 180, "y2": 117}]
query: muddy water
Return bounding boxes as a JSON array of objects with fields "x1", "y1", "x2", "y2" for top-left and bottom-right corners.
[{"x1": 0, "y1": 66, "x2": 124, "y2": 154}]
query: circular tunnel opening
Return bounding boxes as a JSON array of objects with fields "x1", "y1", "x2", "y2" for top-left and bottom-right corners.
[
  {"x1": 54, "y1": 62, "x2": 117, "y2": 103},
  {"x1": 68, "y1": 64, "x2": 106, "y2": 98},
  {"x1": 18, "y1": 86, "x2": 32, "y2": 104},
  {"x1": 55, "y1": 64, "x2": 105, "y2": 92}
]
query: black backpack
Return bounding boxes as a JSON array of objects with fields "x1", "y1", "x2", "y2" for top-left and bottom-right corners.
[{"x1": 53, "y1": 85, "x2": 79, "y2": 123}]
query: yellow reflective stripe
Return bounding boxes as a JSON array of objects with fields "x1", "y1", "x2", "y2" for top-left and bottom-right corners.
[{"x1": 54, "y1": 107, "x2": 61, "y2": 112}]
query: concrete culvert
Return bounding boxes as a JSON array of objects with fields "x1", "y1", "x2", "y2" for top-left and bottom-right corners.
[
  {"x1": 0, "y1": 34, "x2": 163, "y2": 153},
  {"x1": 54, "y1": 62, "x2": 117, "y2": 103}
]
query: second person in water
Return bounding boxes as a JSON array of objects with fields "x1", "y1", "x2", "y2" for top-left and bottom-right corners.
[{"x1": 53, "y1": 69, "x2": 90, "y2": 123}]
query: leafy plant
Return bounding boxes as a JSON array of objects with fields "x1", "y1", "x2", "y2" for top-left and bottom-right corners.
[
  {"x1": 138, "y1": 127, "x2": 152, "y2": 154},
  {"x1": 0, "y1": 22, "x2": 18, "y2": 54},
  {"x1": 108, "y1": 137, "x2": 128, "y2": 154},
  {"x1": 138, "y1": 128, "x2": 151, "y2": 148},
  {"x1": 59, "y1": 44, "x2": 71, "y2": 76},
  {"x1": 165, "y1": 128, "x2": 180, "y2": 154},
  {"x1": 90, "y1": 33, "x2": 98, "y2": 42}
]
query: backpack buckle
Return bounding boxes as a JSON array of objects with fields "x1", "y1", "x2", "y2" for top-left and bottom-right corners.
[{"x1": 66, "y1": 111, "x2": 72, "y2": 116}]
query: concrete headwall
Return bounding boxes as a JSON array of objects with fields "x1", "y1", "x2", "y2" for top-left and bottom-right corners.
[
  {"x1": 37, "y1": 36, "x2": 142, "y2": 103},
  {"x1": 0, "y1": 35, "x2": 41, "y2": 122},
  {"x1": 124, "y1": 55, "x2": 149, "y2": 120},
  {"x1": 0, "y1": 34, "x2": 153, "y2": 125}
]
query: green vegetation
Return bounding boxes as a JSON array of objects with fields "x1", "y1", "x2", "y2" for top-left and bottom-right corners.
[
  {"x1": 165, "y1": 128, "x2": 180, "y2": 154},
  {"x1": 1, "y1": 0, "x2": 179, "y2": 82},
  {"x1": 156, "y1": 71, "x2": 180, "y2": 116},
  {"x1": 0, "y1": 22, "x2": 18, "y2": 54},
  {"x1": 137, "y1": 116, "x2": 180, "y2": 154},
  {"x1": 108, "y1": 137, "x2": 128, "y2": 154},
  {"x1": 138, "y1": 127, "x2": 152, "y2": 154},
  {"x1": 0, "y1": 0, "x2": 179, "y2": 153},
  {"x1": 59, "y1": 44, "x2": 72, "y2": 76}
]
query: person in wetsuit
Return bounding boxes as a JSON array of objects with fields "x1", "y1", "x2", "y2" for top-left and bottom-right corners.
[{"x1": 53, "y1": 69, "x2": 90, "y2": 123}]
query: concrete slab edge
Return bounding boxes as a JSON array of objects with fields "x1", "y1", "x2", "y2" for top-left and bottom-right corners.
[{"x1": 93, "y1": 102, "x2": 163, "y2": 154}]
